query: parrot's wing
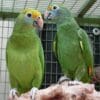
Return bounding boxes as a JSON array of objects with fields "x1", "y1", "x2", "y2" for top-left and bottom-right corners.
[
  {"x1": 78, "y1": 28, "x2": 94, "y2": 77},
  {"x1": 53, "y1": 34, "x2": 58, "y2": 58},
  {"x1": 39, "y1": 43, "x2": 44, "y2": 74}
]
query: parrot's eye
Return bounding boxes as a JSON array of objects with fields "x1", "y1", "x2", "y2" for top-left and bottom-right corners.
[
  {"x1": 53, "y1": 6, "x2": 57, "y2": 10},
  {"x1": 27, "y1": 13, "x2": 32, "y2": 17},
  {"x1": 38, "y1": 16, "x2": 41, "y2": 19},
  {"x1": 53, "y1": 5, "x2": 59, "y2": 10}
]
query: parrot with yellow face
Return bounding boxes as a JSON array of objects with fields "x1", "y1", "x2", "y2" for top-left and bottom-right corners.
[
  {"x1": 44, "y1": 4, "x2": 94, "y2": 83},
  {"x1": 6, "y1": 8, "x2": 44, "y2": 99}
]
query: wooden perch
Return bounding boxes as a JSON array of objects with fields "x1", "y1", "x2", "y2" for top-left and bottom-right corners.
[{"x1": 8, "y1": 81, "x2": 100, "y2": 100}]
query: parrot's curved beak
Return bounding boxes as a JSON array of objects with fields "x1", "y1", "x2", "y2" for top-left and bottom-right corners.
[
  {"x1": 31, "y1": 10, "x2": 44, "y2": 31},
  {"x1": 47, "y1": 13, "x2": 52, "y2": 20},
  {"x1": 33, "y1": 17, "x2": 43, "y2": 31},
  {"x1": 44, "y1": 11, "x2": 52, "y2": 20}
]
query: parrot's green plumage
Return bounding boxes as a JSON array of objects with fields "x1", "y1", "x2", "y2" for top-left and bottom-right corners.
[
  {"x1": 6, "y1": 9, "x2": 44, "y2": 93},
  {"x1": 44, "y1": 4, "x2": 94, "y2": 82}
]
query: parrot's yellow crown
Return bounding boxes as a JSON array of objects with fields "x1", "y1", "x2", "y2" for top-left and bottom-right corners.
[
  {"x1": 32, "y1": 10, "x2": 41, "y2": 19},
  {"x1": 22, "y1": 8, "x2": 41, "y2": 19},
  {"x1": 47, "y1": 6, "x2": 52, "y2": 11}
]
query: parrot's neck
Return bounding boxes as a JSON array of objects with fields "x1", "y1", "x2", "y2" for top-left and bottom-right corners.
[
  {"x1": 10, "y1": 34, "x2": 39, "y2": 50},
  {"x1": 57, "y1": 17, "x2": 79, "y2": 30},
  {"x1": 56, "y1": 17, "x2": 74, "y2": 26},
  {"x1": 13, "y1": 20, "x2": 35, "y2": 36},
  {"x1": 10, "y1": 20, "x2": 39, "y2": 49}
]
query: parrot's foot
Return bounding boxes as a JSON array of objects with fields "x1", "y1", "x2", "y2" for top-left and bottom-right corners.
[
  {"x1": 29, "y1": 87, "x2": 38, "y2": 100},
  {"x1": 58, "y1": 75, "x2": 70, "y2": 84},
  {"x1": 9, "y1": 88, "x2": 18, "y2": 99},
  {"x1": 68, "y1": 80, "x2": 82, "y2": 86}
]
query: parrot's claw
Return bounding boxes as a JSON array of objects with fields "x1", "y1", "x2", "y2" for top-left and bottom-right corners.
[
  {"x1": 9, "y1": 88, "x2": 18, "y2": 99},
  {"x1": 58, "y1": 75, "x2": 70, "y2": 84},
  {"x1": 30, "y1": 87, "x2": 38, "y2": 100}
]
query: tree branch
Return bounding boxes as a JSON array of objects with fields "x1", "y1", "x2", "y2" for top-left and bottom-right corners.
[{"x1": 8, "y1": 81, "x2": 100, "y2": 100}]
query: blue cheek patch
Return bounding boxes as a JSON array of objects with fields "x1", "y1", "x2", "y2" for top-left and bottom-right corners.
[
  {"x1": 24, "y1": 16, "x2": 33, "y2": 24},
  {"x1": 56, "y1": 10, "x2": 61, "y2": 17},
  {"x1": 52, "y1": 10, "x2": 59, "y2": 17}
]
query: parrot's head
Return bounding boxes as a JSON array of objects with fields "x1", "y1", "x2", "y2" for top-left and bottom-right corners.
[
  {"x1": 18, "y1": 8, "x2": 43, "y2": 31},
  {"x1": 44, "y1": 4, "x2": 71, "y2": 23}
]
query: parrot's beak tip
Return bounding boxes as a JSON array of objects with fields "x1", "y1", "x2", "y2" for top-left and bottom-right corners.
[
  {"x1": 33, "y1": 20, "x2": 43, "y2": 31},
  {"x1": 33, "y1": 20, "x2": 37, "y2": 26},
  {"x1": 47, "y1": 17, "x2": 52, "y2": 20},
  {"x1": 44, "y1": 16, "x2": 51, "y2": 20}
]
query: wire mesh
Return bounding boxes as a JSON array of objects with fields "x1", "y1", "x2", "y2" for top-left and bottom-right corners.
[
  {"x1": 0, "y1": 18, "x2": 14, "y2": 100},
  {"x1": 0, "y1": 0, "x2": 100, "y2": 100},
  {"x1": 41, "y1": 23, "x2": 63, "y2": 88},
  {"x1": 0, "y1": 0, "x2": 100, "y2": 17},
  {"x1": 84, "y1": 0, "x2": 100, "y2": 18},
  {"x1": 0, "y1": 17, "x2": 100, "y2": 100}
]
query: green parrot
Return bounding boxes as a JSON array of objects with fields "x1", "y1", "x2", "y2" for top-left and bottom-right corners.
[
  {"x1": 6, "y1": 8, "x2": 44, "y2": 96},
  {"x1": 44, "y1": 4, "x2": 94, "y2": 83}
]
